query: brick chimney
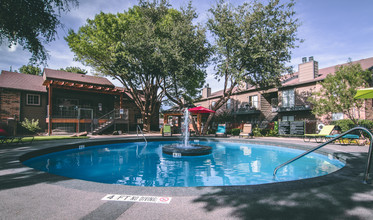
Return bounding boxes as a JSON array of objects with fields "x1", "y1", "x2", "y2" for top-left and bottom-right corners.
[
  {"x1": 202, "y1": 84, "x2": 211, "y2": 99},
  {"x1": 298, "y1": 56, "x2": 319, "y2": 82}
]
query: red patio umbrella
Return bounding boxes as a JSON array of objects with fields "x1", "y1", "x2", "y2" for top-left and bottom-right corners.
[
  {"x1": 188, "y1": 106, "x2": 215, "y2": 114},
  {"x1": 188, "y1": 106, "x2": 215, "y2": 135}
]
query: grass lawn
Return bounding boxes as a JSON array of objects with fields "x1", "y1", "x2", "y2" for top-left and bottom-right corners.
[{"x1": 22, "y1": 136, "x2": 90, "y2": 142}]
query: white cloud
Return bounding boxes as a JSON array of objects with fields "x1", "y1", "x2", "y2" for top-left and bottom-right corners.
[{"x1": 7, "y1": 44, "x2": 18, "y2": 52}]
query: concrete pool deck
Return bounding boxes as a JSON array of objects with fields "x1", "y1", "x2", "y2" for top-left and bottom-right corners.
[{"x1": 1, "y1": 135, "x2": 373, "y2": 219}]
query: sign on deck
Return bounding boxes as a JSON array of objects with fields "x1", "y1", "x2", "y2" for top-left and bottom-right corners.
[{"x1": 102, "y1": 194, "x2": 172, "y2": 204}]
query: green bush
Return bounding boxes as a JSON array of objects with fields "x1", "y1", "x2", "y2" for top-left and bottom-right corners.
[
  {"x1": 331, "y1": 119, "x2": 373, "y2": 132},
  {"x1": 357, "y1": 120, "x2": 373, "y2": 130},
  {"x1": 267, "y1": 129, "x2": 278, "y2": 137},
  {"x1": 231, "y1": 128, "x2": 241, "y2": 136},
  {"x1": 331, "y1": 119, "x2": 354, "y2": 132},
  {"x1": 252, "y1": 127, "x2": 278, "y2": 137},
  {"x1": 207, "y1": 128, "x2": 216, "y2": 135},
  {"x1": 21, "y1": 118, "x2": 41, "y2": 133},
  {"x1": 253, "y1": 127, "x2": 263, "y2": 137}
]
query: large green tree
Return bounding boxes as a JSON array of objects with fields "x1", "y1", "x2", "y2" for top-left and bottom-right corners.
[
  {"x1": 18, "y1": 65, "x2": 42, "y2": 75},
  {"x1": 160, "y1": 3, "x2": 211, "y2": 107},
  {"x1": 0, "y1": 0, "x2": 77, "y2": 63},
  {"x1": 309, "y1": 61, "x2": 372, "y2": 125},
  {"x1": 202, "y1": 0, "x2": 301, "y2": 134},
  {"x1": 66, "y1": 0, "x2": 209, "y2": 131}
]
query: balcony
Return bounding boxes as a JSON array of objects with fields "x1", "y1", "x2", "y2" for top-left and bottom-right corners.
[
  {"x1": 277, "y1": 105, "x2": 312, "y2": 112},
  {"x1": 232, "y1": 106, "x2": 261, "y2": 115}
]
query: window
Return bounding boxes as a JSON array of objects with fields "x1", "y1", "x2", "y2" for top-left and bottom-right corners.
[
  {"x1": 136, "y1": 115, "x2": 143, "y2": 124},
  {"x1": 332, "y1": 113, "x2": 344, "y2": 121},
  {"x1": 249, "y1": 95, "x2": 258, "y2": 109},
  {"x1": 226, "y1": 99, "x2": 231, "y2": 109},
  {"x1": 26, "y1": 94, "x2": 40, "y2": 106},
  {"x1": 211, "y1": 101, "x2": 216, "y2": 109},
  {"x1": 282, "y1": 89, "x2": 295, "y2": 107},
  {"x1": 282, "y1": 116, "x2": 294, "y2": 121}
]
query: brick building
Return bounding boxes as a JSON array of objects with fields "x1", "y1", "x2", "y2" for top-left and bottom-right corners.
[
  {"x1": 194, "y1": 57, "x2": 373, "y2": 132},
  {"x1": 0, "y1": 69, "x2": 157, "y2": 135}
]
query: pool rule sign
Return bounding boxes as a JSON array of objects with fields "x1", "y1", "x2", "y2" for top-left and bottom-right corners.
[
  {"x1": 278, "y1": 121, "x2": 305, "y2": 135},
  {"x1": 102, "y1": 194, "x2": 172, "y2": 204}
]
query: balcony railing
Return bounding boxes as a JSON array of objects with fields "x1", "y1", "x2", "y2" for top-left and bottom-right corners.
[
  {"x1": 51, "y1": 109, "x2": 78, "y2": 118},
  {"x1": 232, "y1": 106, "x2": 261, "y2": 115},
  {"x1": 277, "y1": 105, "x2": 312, "y2": 112}
]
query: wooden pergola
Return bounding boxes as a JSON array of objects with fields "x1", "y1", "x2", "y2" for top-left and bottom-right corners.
[
  {"x1": 162, "y1": 106, "x2": 209, "y2": 134},
  {"x1": 162, "y1": 106, "x2": 184, "y2": 129},
  {"x1": 43, "y1": 80, "x2": 124, "y2": 135}
]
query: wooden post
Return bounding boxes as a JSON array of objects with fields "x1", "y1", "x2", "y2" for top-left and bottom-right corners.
[
  {"x1": 197, "y1": 113, "x2": 202, "y2": 134},
  {"x1": 164, "y1": 114, "x2": 169, "y2": 124},
  {"x1": 120, "y1": 93, "x2": 123, "y2": 119},
  {"x1": 48, "y1": 84, "x2": 52, "y2": 136}
]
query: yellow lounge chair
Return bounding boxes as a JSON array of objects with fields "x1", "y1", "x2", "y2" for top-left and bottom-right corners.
[
  {"x1": 304, "y1": 125, "x2": 335, "y2": 143},
  {"x1": 239, "y1": 124, "x2": 253, "y2": 138}
]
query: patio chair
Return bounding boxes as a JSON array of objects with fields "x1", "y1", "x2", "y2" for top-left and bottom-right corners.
[
  {"x1": 239, "y1": 124, "x2": 254, "y2": 138},
  {"x1": 162, "y1": 124, "x2": 172, "y2": 137},
  {"x1": 304, "y1": 125, "x2": 335, "y2": 143},
  {"x1": 326, "y1": 133, "x2": 364, "y2": 146},
  {"x1": 215, "y1": 124, "x2": 227, "y2": 137}
]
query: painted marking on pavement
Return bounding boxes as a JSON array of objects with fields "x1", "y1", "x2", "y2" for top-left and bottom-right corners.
[{"x1": 102, "y1": 194, "x2": 172, "y2": 204}]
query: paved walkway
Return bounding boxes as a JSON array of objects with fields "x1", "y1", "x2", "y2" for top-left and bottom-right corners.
[{"x1": 1, "y1": 136, "x2": 373, "y2": 220}]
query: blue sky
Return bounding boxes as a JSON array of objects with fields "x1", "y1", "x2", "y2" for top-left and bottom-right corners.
[{"x1": 1, "y1": 0, "x2": 372, "y2": 93}]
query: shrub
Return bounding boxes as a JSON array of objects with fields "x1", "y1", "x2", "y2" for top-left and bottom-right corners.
[
  {"x1": 207, "y1": 128, "x2": 216, "y2": 135},
  {"x1": 357, "y1": 119, "x2": 373, "y2": 130},
  {"x1": 231, "y1": 128, "x2": 241, "y2": 136},
  {"x1": 331, "y1": 119, "x2": 354, "y2": 132},
  {"x1": 253, "y1": 127, "x2": 263, "y2": 137},
  {"x1": 331, "y1": 119, "x2": 373, "y2": 132},
  {"x1": 252, "y1": 127, "x2": 278, "y2": 137},
  {"x1": 21, "y1": 118, "x2": 41, "y2": 133},
  {"x1": 267, "y1": 129, "x2": 278, "y2": 137}
]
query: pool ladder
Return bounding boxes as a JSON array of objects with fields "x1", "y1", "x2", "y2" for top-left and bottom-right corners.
[
  {"x1": 273, "y1": 126, "x2": 373, "y2": 184},
  {"x1": 136, "y1": 125, "x2": 147, "y2": 143}
]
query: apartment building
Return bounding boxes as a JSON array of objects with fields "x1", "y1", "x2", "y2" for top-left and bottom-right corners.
[{"x1": 195, "y1": 56, "x2": 373, "y2": 130}]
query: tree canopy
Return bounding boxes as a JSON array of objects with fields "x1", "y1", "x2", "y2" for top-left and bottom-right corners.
[
  {"x1": 18, "y1": 65, "x2": 42, "y2": 75},
  {"x1": 59, "y1": 66, "x2": 88, "y2": 74},
  {"x1": 66, "y1": 0, "x2": 210, "y2": 131},
  {"x1": 201, "y1": 0, "x2": 301, "y2": 134},
  {"x1": 309, "y1": 61, "x2": 372, "y2": 125},
  {"x1": 159, "y1": 3, "x2": 211, "y2": 107},
  {"x1": 0, "y1": 0, "x2": 77, "y2": 63}
]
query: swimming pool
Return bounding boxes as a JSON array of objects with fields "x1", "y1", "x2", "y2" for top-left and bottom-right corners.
[{"x1": 22, "y1": 140, "x2": 344, "y2": 187}]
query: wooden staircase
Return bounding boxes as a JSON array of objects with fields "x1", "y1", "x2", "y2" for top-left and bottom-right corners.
[
  {"x1": 92, "y1": 120, "x2": 115, "y2": 134},
  {"x1": 92, "y1": 109, "x2": 129, "y2": 134}
]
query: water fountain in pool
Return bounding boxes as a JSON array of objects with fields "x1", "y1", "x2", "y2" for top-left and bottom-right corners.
[{"x1": 162, "y1": 108, "x2": 212, "y2": 156}]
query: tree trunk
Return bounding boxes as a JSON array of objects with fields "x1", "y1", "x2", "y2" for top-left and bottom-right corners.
[
  {"x1": 142, "y1": 112, "x2": 152, "y2": 132},
  {"x1": 202, "y1": 113, "x2": 215, "y2": 135},
  {"x1": 189, "y1": 114, "x2": 200, "y2": 136}
]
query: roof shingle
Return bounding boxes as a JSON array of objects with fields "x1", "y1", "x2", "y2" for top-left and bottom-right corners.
[
  {"x1": 0, "y1": 71, "x2": 46, "y2": 93},
  {"x1": 200, "y1": 56, "x2": 373, "y2": 99},
  {"x1": 282, "y1": 57, "x2": 373, "y2": 86},
  {"x1": 43, "y1": 68, "x2": 114, "y2": 87}
]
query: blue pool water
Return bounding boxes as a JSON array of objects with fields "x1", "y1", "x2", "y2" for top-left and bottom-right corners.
[{"x1": 23, "y1": 141, "x2": 344, "y2": 187}]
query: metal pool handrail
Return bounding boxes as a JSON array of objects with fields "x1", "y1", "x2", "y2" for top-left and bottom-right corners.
[
  {"x1": 273, "y1": 126, "x2": 373, "y2": 184},
  {"x1": 136, "y1": 125, "x2": 147, "y2": 143}
]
